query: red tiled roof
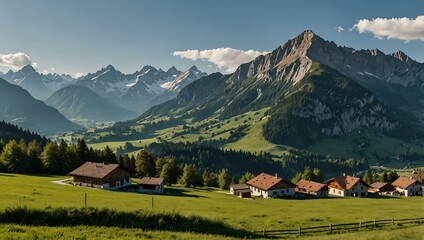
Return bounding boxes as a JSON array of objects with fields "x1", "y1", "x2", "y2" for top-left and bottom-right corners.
[
  {"x1": 324, "y1": 175, "x2": 369, "y2": 190},
  {"x1": 296, "y1": 179, "x2": 327, "y2": 192},
  {"x1": 138, "y1": 177, "x2": 165, "y2": 185},
  {"x1": 247, "y1": 172, "x2": 295, "y2": 191},
  {"x1": 68, "y1": 162, "x2": 124, "y2": 179},
  {"x1": 392, "y1": 177, "x2": 419, "y2": 189}
]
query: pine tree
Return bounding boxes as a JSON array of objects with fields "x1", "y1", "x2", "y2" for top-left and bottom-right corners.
[
  {"x1": 363, "y1": 171, "x2": 374, "y2": 185},
  {"x1": 76, "y1": 139, "x2": 89, "y2": 165},
  {"x1": 239, "y1": 172, "x2": 255, "y2": 184},
  {"x1": 135, "y1": 151, "x2": 156, "y2": 177},
  {"x1": 27, "y1": 140, "x2": 43, "y2": 173},
  {"x1": 160, "y1": 157, "x2": 180, "y2": 185},
  {"x1": 379, "y1": 171, "x2": 388, "y2": 182},
  {"x1": 301, "y1": 166, "x2": 313, "y2": 180},
  {"x1": 312, "y1": 168, "x2": 324, "y2": 182},
  {"x1": 155, "y1": 157, "x2": 167, "y2": 177},
  {"x1": 291, "y1": 172, "x2": 302, "y2": 183},
  {"x1": 99, "y1": 146, "x2": 117, "y2": 164},
  {"x1": 179, "y1": 164, "x2": 201, "y2": 187},
  {"x1": 218, "y1": 168, "x2": 230, "y2": 190},
  {"x1": 386, "y1": 171, "x2": 399, "y2": 184},
  {"x1": 41, "y1": 142, "x2": 61, "y2": 174},
  {"x1": 0, "y1": 140, "x2": 26, "y2": 173}
]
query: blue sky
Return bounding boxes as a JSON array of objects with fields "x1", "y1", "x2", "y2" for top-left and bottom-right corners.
[{"x1": 0, "y1": 0, "x2": 423, "y2": 76}]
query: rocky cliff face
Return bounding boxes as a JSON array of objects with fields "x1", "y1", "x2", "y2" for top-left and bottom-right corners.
[
  {"x1": 262, "y1": 63, "x2": 406, "y2": 147},
  {"x1": 230, "y1": 30, "x2": 424, "y2": 88}
]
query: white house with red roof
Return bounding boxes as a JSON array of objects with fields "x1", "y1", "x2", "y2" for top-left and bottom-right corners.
[
  {"x1": 324, "y1": 175, "x2": 369, "y2": 197},
  {"x1": 295, "y1": 179, "x2": 328, "y2": 197},
  {"x1": 247, "y1": 173, "x2": 296, "y2": 198},
  {"x1": 391, "y1": 177, "x2": 422, "y2": 196}
]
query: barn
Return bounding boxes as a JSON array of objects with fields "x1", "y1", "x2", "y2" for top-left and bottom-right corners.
[{"x1": 68, "y1": 162, "x2": 132, "y2": 190}]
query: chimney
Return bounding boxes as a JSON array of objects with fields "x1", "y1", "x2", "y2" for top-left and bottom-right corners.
[{"x1": 275, "y1": 173, "x2": 278, "y2": 178}]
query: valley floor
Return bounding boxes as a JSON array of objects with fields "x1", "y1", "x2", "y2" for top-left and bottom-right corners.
[{"x1": 0, "y1": 174, "x2": 423, "y2": 239}]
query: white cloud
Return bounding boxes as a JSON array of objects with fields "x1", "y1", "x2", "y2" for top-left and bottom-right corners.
[
  {"x1": 0, "y1": 52, "x2": 37, "y2": 70},
  {"x1": 352, "y1": 16, "x2": 424, "y2": 42},
  {"x1": 337, "y1": 26, "x2": 344, "y2": 32},
  {"x1": 42, "y1": 70, "x2": 49, "y2": 75},
  {"x1": 173, "y1": 48, "x2": 269, "y2": 73},
  {"x1": 74, "y1": 72, "x2": 85, "y2": 78}
]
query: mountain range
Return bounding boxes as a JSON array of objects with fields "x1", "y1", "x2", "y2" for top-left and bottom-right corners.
[
  {"x1": 76, "y1": 65, "x2": 207, "y2": 113},
  {"x1": 45, "y1": 85, "x2": 138, "y2": 122},
  {"x1": 1, "y1": 65, "x2": 75, "y2": 100},
  {"x1": 104, "y1": 30, "x2": 424, "y2": 162},
  {"x1": 2, "y1": 64, "x2": 207, "y2": 124},
  {"x1": 0, "y1": 77, "x2": 80, "y2": 134}
]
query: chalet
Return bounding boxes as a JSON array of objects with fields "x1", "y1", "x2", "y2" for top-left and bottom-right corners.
[
  {"x1": 324, "y1": 176, "x2": 369, "y2": 197},
  {"x1": 68, "y1": 162, "x2": 132, "y2": 190},
  {"x1": 391, "y1": 177, "x2": 423, "y2": 196},
  {"x1": 368, "y1": 182, "x2": 395, "y2": 195},
  {"x1": 411, "y1": 169, "x2": 424, "y2": 183},
  {"x1": 247, "y1": 173, "x2": 296, "y2": 198},
  {"x1": 295, "y1": 179, "x2": 328, "y2": 197},
  {"x1": 229, "y1": 184, "x2": 250, "y2": 195},
  {"x1": 137, "y1": 177, "x2": 165, "y2": 194}
]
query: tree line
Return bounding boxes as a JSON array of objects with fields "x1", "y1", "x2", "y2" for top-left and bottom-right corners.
[
  {"x1": 0, "y1": 121, "x2": 48, "y2": 146},
  {"x1": 143, "y1": 141, "x2": 288, "y2": 176},
  {"x1": 0, "y1": 138, "x2": 116, "y2": 175},
  {"x1": 124, "y1": 151, "x2": 257, "y2": 189},
  {"x1": 0, "y1": 137, "x2": 257, "y2": 190}
]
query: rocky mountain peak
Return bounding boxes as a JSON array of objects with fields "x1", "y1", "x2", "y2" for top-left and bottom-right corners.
[
  {"x1": 391, "y1": 50, "x2": 412, "y2": 63},
  {"x1": 188, "y1": 65, "x2": 200, "y2": 72},
  {"x1": 20, "y1": 65, "x2": 37, "y2": 73},
  {"x1": 369, "y1": 48, "x2": 384, "y2": 56},
  {"x1": 167, "y1": 66, "x2": 179, "y2": 74},
  {"x1": 140, "y1": 65, "x2": 157, "y2": 73},
  {"x1": 105, "y1": 64, "x2": 115, "y2": 70}
]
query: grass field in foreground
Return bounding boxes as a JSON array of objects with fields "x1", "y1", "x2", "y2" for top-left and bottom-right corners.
[
  {"x1": 1, "y1": 224, "x2": 423, "y2": 240},
  {"x1": 1, "y1": 174, "x2": 423, "y2": 232}
]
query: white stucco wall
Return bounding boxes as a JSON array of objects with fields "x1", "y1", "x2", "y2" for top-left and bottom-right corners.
[
  {"x1": 396, "y1": 183, "x2": 423, "y2": 196},
  {"x1": 250, "y1": 186, "x2": 294, "y2": 198},
  {"x1": 329, "y1": 187, "x2": 345, "y2": 197}
]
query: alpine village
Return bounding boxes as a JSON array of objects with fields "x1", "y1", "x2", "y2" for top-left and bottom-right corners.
[{"x1": 0, "y1": 1, "x2": 423, "y2": 240}]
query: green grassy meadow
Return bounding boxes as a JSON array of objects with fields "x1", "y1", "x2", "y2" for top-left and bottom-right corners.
[
  {"x1": 0, "y1": 174, "x2": 423, "y2": 239},
  {"x1": 81, "y1": 107, "x2": 424, "y2": 171}
]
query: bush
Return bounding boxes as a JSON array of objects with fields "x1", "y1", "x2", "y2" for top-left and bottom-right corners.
[{"x1": 0, "y1": 206, "x2": 255, "y2": 237}]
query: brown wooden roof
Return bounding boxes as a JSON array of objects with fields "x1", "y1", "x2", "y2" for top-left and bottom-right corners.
[
  {"x1": 411, "y1": 170, "x2": 424, "y2": 183},
  {"x1": 370, "y1": 182, "x2": 390, "y2": 189},
  {"x1": 296, "y1": 179, "x2": 328, "y2": 192},
  {"x1": 392, "y1": 177, "x2": 420, "y2": 189},
  {"x1": 247, "y1": 172, "x2": 295, "y2": 191},
  {"x1": 138, "y1": 177, "x2": 165, "y2": 185},
  {"x1": 68, "y1": 162, "x2": 128, "y2": 179},
  {"x1": 230, "y1": 183, "x2": 250, "y2": 190},
  {"x1": 324, "y1": 175, "x2": 369, "y2": 190}
]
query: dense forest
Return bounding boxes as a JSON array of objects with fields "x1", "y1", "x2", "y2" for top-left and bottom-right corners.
[
  {"x1": 143, "y1": 141, "x2": 286, "y2": 176},
  {"x1": 282, "y1": 149, "x2": 369, "y2": 175},
  {"x1": 0, "y1": 121, "x2": 48, "y2": 146}
]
